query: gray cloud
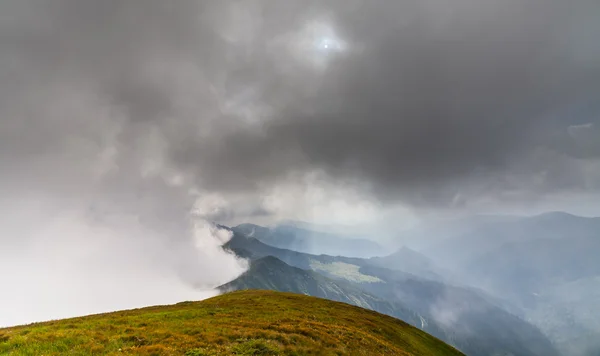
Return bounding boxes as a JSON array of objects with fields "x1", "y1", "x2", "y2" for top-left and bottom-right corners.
[
  {"x1": 250, "y1": 0, "x2": 600, "y2": 206},
  {"x1": 3, "y1": 0, "x2": 599, "y2": 211},
  {"x1": 1, "y1": 0, "x2": 600, "y2": 323}
]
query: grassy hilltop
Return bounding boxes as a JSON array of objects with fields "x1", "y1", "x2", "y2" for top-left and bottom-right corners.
[{"x1": 0, "y1": 290, "x2": 463, "y2": 356}]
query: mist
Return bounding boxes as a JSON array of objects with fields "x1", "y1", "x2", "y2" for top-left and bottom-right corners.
[
  {"x1": 0, "y1": 193, "x2": 247, "y2": 327},
  {"x1": 1, "y1": 0, "x2": 599, "y2": 338}
]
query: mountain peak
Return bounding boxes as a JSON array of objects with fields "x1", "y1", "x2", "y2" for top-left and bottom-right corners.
[{"x1": 534, "y1": 211, "x2": 578, "y2": 219}]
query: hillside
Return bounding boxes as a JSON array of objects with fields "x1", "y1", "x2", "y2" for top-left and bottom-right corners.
[
  {"x1": 419, "y1": 212, "x2": 600, "y2": 354},
  {"x1": 423, "y1": 212, "x2": 600, "y2": 271},
  {"x1": 368, "y1": 246, "x2": 446, "y2": 281},
  {"x1": 233, "y1": 223, "x2": 386, "y2": 258},
  {"x1": 462, "y1": 235, "x2": 600, "y2": 306},
  {"x1": 0, "y1": 290, "x2": 463, "y2": 356},
  {"x1": 219, "y1": 256, "x2": 447, "y2": 339},
  {"x1": 224, "y1": 231, "x2": 558, "y2": 356},
  {"x1": 219, "y1": 256, "x2": 386, "y2": 309},
  {"x1": 527, "y1": 276, "x2": 600, "y2": 356},
  {"x1": 358, "y1": 265, "x2": 559, "y2": 356}
]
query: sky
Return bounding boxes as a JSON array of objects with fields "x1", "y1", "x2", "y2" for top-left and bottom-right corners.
[{"x1": 0, "y1": 0, "x2": 599, "y2": 326}]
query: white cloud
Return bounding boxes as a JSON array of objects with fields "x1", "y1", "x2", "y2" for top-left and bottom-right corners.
[{"x1": 0, "y1": 195, "x2": 246, "y2": 327}]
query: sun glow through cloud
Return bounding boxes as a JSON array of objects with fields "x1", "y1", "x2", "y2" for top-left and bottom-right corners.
[{"x1": 287, "y1": 18, "x2": 348, "y2": 69}]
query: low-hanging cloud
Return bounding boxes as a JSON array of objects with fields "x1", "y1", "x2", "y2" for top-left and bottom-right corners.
[
  {"x1": 3, "y1": 0, "x2": 599, "y2": 212},
  {"x1": 210, "y1": 0, "x2": 600, "y2": 208},
  {"x1": 0, "y1": 193, "x2": 247, "y2": 327},
  {"x1": 0, "y1": 0, "x2": 600, "y2": 324}
]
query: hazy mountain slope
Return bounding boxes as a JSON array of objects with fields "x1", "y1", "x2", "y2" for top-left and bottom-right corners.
[
  {"x1": 368, "y1": 246, "x2": 447, "y2": 281},
  {"x1": 462, "y1": 236, "x2": 600, "y2": 355},
  {"x1": 233, "y1": 223, "x2": 386, "y2": 257},
  {"x1": 0, "y1": 290, "x2": 464, "y2": 356},
  {"x1": 219, "y1": 255, "x2": 377, "y2": 307},
  {"x1": 219, "y1": 255, "x2": 445, "y2": 337},
  {"x1": 226, "y1": 225, "x2": 444, "y2": 282},
  {"x1": 423, "y1": 212, "x2": 600, "y2": 269},
  {"x1": 224, "y1": 228, "x2": 366, "y2": 270},
  {"x1": 416, "y1": 212, "x2": 600, "y2": 355},
  {"x1": 356, "y1": 265, "x2": 560, "y2": 356},
  {"x1": 462, "y1": 235, "x2": 600, "y2": 306},
  {"x1": 224, "y1": 232, "x2": 559, "y2": 356},
  {"x1": 526, "y1": 276, "x2": 600, "y2": 356},
  {"x1": 394, "y1": 214, "x2": 521, "y2": 251}
]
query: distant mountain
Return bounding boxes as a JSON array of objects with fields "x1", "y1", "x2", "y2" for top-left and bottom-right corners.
[
  {"x1": 219, "y1": 255, "x2": 445, "y2": 337},
  {"x1": 233, "y1": 223, "x2": 386, "y2": 258},
  {"x1": 225, "y1": 227, "x2": 436, "y2": 282},
  {"x1": 356, "y1": 265, "x2": 559, "y2": 356},
  {"x1": 419, "y1": 212, "x2": 600, "y2": 355},
  {"x1": 368, "y1": 246, "x2": 448, "y2": 281},
  {"x1": 225, "y1": 226, "x2": 368, "y2": 271},
  {"x1": 423, "y1": 212, "x2": 600, "y2": 270},
  {"x1": 526, "y1": 276, "x2": 600, "y2": 356},
  {"x1": 276, "y1": 219, "x2": 373, "y2": 236},
  {"x1": 394, "y1": 214, "x2": 521, "y2": 251},
  {"x1": 463, "y1": 234, "x2": 600, "y2": 305},
  {"x1": 420, "y1": 213, "x2": 600, "y2": 305},
  {"x1": 223, "y1": 229, "x2": 558, "y2": 356}
]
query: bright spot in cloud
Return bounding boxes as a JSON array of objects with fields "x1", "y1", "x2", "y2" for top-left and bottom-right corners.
[
  {"x1": 283, "y1": 18, "x2": 348, "y2": 69},
  {"x1": 316, "y1": 35, "x2": 343, "y2": 52}
]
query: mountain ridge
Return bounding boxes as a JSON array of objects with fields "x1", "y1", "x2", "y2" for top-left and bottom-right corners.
[
  {"x1": 222, "y1": 230, "x2": 559, "y2": 356},
  {"x1": 233, "y1": 223, "x2": 387, "y2": 258},
  {"x1": 0, "y1": 290, "x2": 464, "y2": 355}
]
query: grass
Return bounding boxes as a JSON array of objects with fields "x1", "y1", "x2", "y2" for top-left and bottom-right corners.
[
  {"x1": 308, "y1": 261, "x2": 383, "y2": 283},
  {"x1": 0, "y1": 290, "x2": 463, "y2": 355}
]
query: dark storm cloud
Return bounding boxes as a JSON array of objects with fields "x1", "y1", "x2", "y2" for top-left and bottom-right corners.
[
  {"x1": 1, "y1": 0, "x2": 600, "y2": 325},
  {"x1": 1, "y1": 0, "x2": 599, "y2": 212},
  {"x1": 0, "y1": 1, "x2": 250, "y2": 326},
  {"x1": 173, "y1": 0, "x2": 600, "y2": 206}
]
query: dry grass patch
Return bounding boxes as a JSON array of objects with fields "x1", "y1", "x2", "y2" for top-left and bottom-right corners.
[{"x1": 0, "y1": 290, "x2": 463, "y2": 355}]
